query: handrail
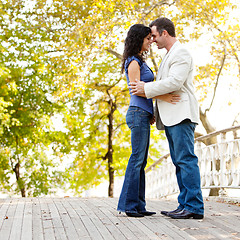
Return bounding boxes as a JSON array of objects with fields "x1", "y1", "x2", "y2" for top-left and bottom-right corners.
[
  {"x1": 145, "y1": 125, "x2": 240, "y2": 198},
  {"x1": 146, "y1": 153, "x2": 170, "y2": 173},
  {"x1": 195, "y1": 125, "x2": 240, "y2": 141},
  {"x1": 145, "y1": 125, "x2": 240, "y2": 173}
]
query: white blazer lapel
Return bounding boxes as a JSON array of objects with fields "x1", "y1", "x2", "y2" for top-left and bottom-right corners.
[
  {"x1": 156, "y1": 54, "x2": 168, "y2": 81},
  {"x1": 156, "y1": 41, "x2": 180, "y2": 81}
]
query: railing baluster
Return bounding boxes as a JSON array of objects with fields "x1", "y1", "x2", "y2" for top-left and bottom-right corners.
[{"x1": 146, "y1": 125, "x2": 240, "y2": 198}]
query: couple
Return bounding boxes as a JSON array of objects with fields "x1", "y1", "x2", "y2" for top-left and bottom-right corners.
[{"x1": 117, "y1": 17, "x2": 204, "y2": 219}]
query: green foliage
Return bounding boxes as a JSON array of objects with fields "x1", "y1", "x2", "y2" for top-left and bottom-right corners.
[
  {"x1": 0, "y1": 0, "x2": 239, "y2": 197},
  {"x1": 63, "y1": 54, "x2": 129, "y2": 193},
  {"x1": 0, "y1": 0, "x2": 69, "y2": 196},
  {"x1": 64, "y1": 53, "x2": 165, "y2": 194}
]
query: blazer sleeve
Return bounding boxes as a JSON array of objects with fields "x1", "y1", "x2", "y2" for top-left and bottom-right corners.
[{"x1": 145, "y1": 49, "x2": 193, "y2": 99}]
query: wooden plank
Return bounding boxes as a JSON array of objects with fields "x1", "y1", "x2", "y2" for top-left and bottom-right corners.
[
  {"x1": 0, "y1": 198, "x2": 11, "y2": 230},
  {"x1": 69, "y1": 198, "x2": 105, "y2": 239},
  {"x1": 149, "y1": 198, "x2": 240, "y2": 240},
  {"x1": 9, "y1": 198, "x2": 24, "y2": 240},
  {"x1": 207, "y1": 201, "x2": 240, "y2": 231},
  {"x1": 0, "y1": 198, "x2": 18, "y2": 240},
  {"x1": 93, "y1": 197, "x2": 151, "y2": 240},
  {"x1": 144, "y1": 197, "x2": 180, "y2": 217},
  {"x1": 97, "y1": 197, "x2": 164, "y2": 240},
  {"x1": 32, "y1": 198, "x2": 44, "y2": 240},
  {"x1": 144, "y1": 200, "x2": 199, "y2": 240},
  {"x1": 168, "y1": 218, "x2": 221, "y2": 240},
  {"x1": 74, "y1": 198, "x2": 116, "y2": 240},
  {"x1": 202, "y1": 201, "x2": 240, "y2": 239},
  {"x1": 90, "y1": 198, "x2": 137, "y2": 239},
  {"x1": 138, "y1": 212, "x2": 197, "y2": 240},
  {"x1": 47, "y1": 197, "x2": 68, "y2": 240},
  {"x1": 52, "y1": 198, "x2": 80, "y2": 239},
  {"x1": 0, "y1": 198, "x2": 7, "y2": 207},
  {"x1": 95, "y1": 198, "x2": 150, "y2": 239},
  {"x1": 21, "y1": 198, "x2": 33, "y2": 240},
  {"x1": 64, "y1": 198, "x2": 91, "y2": 239},
  {"x1": 134, "y1": 217, "x2": 173, "y2": 240},
  {"x1": 40, "y1": 198, "x2": 55, "y2": 239},
  {"x1": 0, "y1": 197, "x2": 239, "y2": 240},
  {"x1": 205, "y1": 218, "x2": 240, "y2": 239}
]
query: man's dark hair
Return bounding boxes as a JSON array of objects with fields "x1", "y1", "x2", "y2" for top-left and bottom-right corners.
[{"x1": 149, "y1": 17, "x2": 176, "y2": 37}]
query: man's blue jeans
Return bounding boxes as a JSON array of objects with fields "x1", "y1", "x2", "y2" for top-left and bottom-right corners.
[
  {"x1": 165, "y1": 119, "x2": 204, "y2": 215},
  {"x1": 117, "y1": 106, "x2": 151, "y2": 213}
]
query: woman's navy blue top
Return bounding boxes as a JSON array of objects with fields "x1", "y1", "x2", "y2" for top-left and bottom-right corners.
[{"x1": 125, "y1": 56, "x2": 154, "y2": 115}]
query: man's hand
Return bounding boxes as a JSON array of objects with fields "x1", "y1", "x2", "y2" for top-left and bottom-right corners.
[
  {"x1": 150, "y1": 115, "x2": 155, "y2": 125},
  {"x1": 129, "y1": 80, "x2": 146, "y2": 97}
]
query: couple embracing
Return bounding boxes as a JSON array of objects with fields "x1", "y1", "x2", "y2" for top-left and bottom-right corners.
[{"x1": 117, "y1": 17, "x2": 204, "y2": 219}]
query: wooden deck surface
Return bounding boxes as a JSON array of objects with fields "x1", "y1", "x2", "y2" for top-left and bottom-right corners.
[{"x1": 0, "y1": 197, "x2": 239, "y2": 240}]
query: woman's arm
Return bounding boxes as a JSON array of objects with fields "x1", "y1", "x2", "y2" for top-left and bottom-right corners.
[
  {"x1": 128, "y1": 61, "x2": 146, "y2": 97},
  {"x1": 128, "y1": 60, "x2": 140, "y2": 82}
]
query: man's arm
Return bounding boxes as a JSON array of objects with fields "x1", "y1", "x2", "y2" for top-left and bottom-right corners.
[
  {"x1": 129, "y1": 80, "x2": 146, "y2": 97},
  {"x1": 129, "y1": 80, "x2": 180, "y2": 104},
  {"x1": 130, "y1": 50, "x2": 192, "y2": 99}
]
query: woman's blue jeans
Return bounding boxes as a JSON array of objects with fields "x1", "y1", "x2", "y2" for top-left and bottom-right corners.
[
  {"x1": 117, "y1": 106, "x2": 151, "y2": 213},
  {"x1": 165, "y1": 119, "x2": 204, "y2": 215}
]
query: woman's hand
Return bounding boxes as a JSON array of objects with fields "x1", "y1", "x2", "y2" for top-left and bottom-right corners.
[{"x1": 155, "y1": 93, "x2": 181, "y2": 104}]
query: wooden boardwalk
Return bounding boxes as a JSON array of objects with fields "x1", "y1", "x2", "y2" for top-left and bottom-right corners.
[{"x1": 0, "y1": 197, "x2": 239, "y2": 240}]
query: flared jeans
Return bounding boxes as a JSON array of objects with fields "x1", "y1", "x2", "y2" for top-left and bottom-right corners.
[
  {"x1": 165, "y1": 119, "x2": 204, "y2": 215},
  {"x1": 117, "y1": 106, "x2": 151, "y2": 213}
]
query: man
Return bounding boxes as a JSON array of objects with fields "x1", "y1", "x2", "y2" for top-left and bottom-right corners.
[{"x1": 129, "y1": 17, "x2": 204, "y2": 219}]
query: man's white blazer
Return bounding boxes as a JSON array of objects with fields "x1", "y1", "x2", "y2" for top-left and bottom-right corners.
[{"x1": 144, "y1": 41, "x2": 199, "y2": 130}]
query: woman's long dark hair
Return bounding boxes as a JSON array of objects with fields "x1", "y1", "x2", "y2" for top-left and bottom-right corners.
[{"x1": 121, "y1": 24, "x2": 151, "y2": 73}]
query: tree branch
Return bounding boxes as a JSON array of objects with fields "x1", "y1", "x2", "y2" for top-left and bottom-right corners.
[
  {"x1": 139, "y1": 0, "x2": 176, "y2": 22},
  {"x1": 105, "y1": 48, "x2": 122, "y2": 60},
  {"x1": 113, "y1": 122, "x2": 126, "y2": 132},
  {"x1": 149, "y1": 46, "x2": 159, "y2": 73},
  {"x1": 205, "y1": 47, "x2": 226, "y2": 113}
]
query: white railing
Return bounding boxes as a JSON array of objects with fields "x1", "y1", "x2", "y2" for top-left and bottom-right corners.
[{"x1": 146, "y1": 125, "x2": 240, "y2": 198}]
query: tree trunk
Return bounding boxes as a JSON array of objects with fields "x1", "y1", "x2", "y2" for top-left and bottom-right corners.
[
  {"x1": 108, "y1": 155, "x2": 114, "y2": 198},
  {"x1": 199, "y1": 107, "x2": 217, "y2": 145},
  {"x1": 13, "y1": 162, "x2": 26, "y2": 197},
  {"x1": 107, "y1": 99, "x2": 115, "y2": 197}
]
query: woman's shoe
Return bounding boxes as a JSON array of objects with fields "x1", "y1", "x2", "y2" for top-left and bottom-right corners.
[
  {"x1": 126, "y1": 212, "x2": 144, "y2": 217},
  {"x1": 139, "y1": 211, "x2": 156, "y2": 216}
]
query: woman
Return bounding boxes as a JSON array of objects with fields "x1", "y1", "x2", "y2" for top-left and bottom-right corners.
[{"x1": 117, "y1": 24, "x2": 180, "y2": 217}]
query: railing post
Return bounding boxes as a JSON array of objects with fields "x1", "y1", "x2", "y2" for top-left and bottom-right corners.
[
  {"x1": 195, "y1": 140, "x2": 204, "y2": 187},
  {"x1": 219, "y1": 132, "x2": 227, "y2": 197}
]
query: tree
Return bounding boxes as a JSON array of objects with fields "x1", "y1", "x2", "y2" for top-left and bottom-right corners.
[
  {"x1": 70, "y1": 0, "x2": 239, "y2": 196},
  {"x1": 1, "y1": 0, "x2": 154, "y2": 197},
  {"x1": 63, "y1": 54, "x2": 165, "y2": 197},
  {"x1": 0, "y1": 0, "x2": 71, "y2": 196},
  {"x1": 44, "y1": 0, "x2": 240, "y2": 197},
  {"x1": 1, "y1": 0, "x2": 239, "y2": 197}
]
